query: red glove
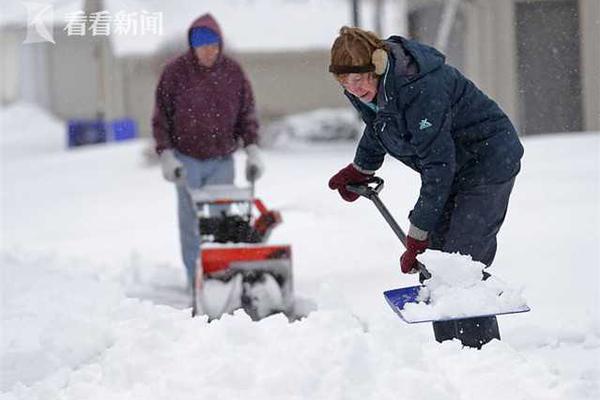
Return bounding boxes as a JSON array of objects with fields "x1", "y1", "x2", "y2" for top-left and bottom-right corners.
[
  {"x1": 328, "y1": 164, "x2": 373, "y2": 202},
  {"x1": 400, "y1": 236, "x2": 429, "y2": 273}
]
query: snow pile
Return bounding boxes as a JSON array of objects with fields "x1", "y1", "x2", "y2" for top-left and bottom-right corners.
[
  {"x1": 200, "y1": 274, "x2": 243, "y2": 318},
  {"x1": 1, "y1": 102, "x2": 599, "y2": 399},
  {"x1": 5, "y1": 251, "x2": 583, "y2": 400},
  {"x1": 200, "y1": 274, "x2": 287, "y2": 321},
  {"x1": 0, "y1": 102, "x2": 65, "y2": 159},
  {"x1": 1, "y1": 252, "x2": 123, "y2": 391},
  {"x1": 264, "y1": 108, "x2": 363, "y2": 146},
  {"x1": 401, "y1": 251, "x2": 529, "y2": 322},
  {"x1": 242, "y1": 273, "x2": 286, "y2": 319}
]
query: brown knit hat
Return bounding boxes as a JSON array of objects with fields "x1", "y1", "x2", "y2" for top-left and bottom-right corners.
[{"x1": 329, "y1": 26, "x2": 388, "y2": 76}]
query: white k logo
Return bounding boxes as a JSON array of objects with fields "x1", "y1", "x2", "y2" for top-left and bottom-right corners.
[{"x1": 23, "y1": 2, "x2": 55, "y2": 44}]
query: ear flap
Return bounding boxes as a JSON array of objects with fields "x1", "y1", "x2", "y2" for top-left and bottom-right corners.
[{"x1": 371, "y1": 49, "x2": 388, "y2": 75}]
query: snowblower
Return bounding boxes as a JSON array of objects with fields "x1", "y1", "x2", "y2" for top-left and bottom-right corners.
[
  {"x1": 188, "y1": 184, "x2": 294, "y2": 321},
  {"x1": 347, "y1": 177, "x2": 530, "y2": 349}
]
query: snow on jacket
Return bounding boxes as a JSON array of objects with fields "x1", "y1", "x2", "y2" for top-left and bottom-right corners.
[
  {"x1": 347, "y1": 36, "x2": 524, "y2": 232},
  {"x1": 152, "y1": 14, "x2": 258, "y2": 159}
]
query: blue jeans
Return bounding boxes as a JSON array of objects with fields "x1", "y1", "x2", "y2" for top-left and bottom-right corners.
[{"x1": 175, "y1": 151, "x2": 234, "y2": 285}]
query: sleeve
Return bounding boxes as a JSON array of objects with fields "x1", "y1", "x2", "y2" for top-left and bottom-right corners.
[
  {"x1": 405, "y1": 80, "x2": 456, "y2": 232},
  {"x1": 151, "y1": 69, "x2": 176, "y2": 154},
  {"x1": 353, "y1": 125, "x2": 387, "y2": 173},
  {"x1": 235, "y1": 72, "x2": 259, "y2": 147}
]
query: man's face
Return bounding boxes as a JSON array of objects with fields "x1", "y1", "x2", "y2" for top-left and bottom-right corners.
[
  {"x1": 339, "y1": 73, "x2": 379, "y2": 103},
  {"x1": 194, "y1": 44, "x2": 220, "y2": 67}
]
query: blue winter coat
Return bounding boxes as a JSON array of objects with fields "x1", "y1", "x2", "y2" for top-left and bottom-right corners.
[{"x1": 347, "y1": 36, "x2": 524, "y2": 232}]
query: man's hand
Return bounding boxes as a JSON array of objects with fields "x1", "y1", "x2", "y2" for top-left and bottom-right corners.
[
  {"x1": 245, "y1": 144, "x2": 264, "y2": 182},
  {"x1": 159, "y1": 149, "x2": 185, "y2": 183},
  {"x1": 328, "y1": 163, "x2": 373, "y2": 202}
]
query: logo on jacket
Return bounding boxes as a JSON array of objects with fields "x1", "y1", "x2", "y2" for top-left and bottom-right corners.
[{"x1": 419, "y1": 118, "x2": 432, "y2": 130}]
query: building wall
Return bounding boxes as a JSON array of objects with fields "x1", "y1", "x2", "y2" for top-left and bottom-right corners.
[
  {"x1": 515, "y1": 0, "x2": 583, "y2": 134},
  {"x1": 4, "y1": 0, "x2": 597, "y2": 136},
  {"x1": 128, "y1": 49, "x2": 349, "y2": 137},
  {"x1": 464, "y1": 0, "x2": 519, "y2": 126},
  {"x1": 47, "y1": 27, "x2": 124, "y2": 121},
  {"x1": 237, "y1": 50, "x2": 348, "y2": 121},
  {"x1": 408, "y1": 0, "x2": 519, "y2": 126},
  {"x1": 410, "y1": 0, "x2": 599, "y2": 134},
  {"x1": 580, "y1": 0, "x2": 600, "y2": 131},
  {"x1": 0, "y1": 27, "x2": 22, "y2": 106},
  {"x1": 1, "y1": 25, "x2": 125, "y2": 122},
  {"x1": 120, "y1": 55, "x2": 164, "y2": 137},
  {"x1": 510, "y1": 0, "x2": 598, "y2": 133},
  {"x1": 408, "y1": 2, "x2": 466, "y2": 71}
]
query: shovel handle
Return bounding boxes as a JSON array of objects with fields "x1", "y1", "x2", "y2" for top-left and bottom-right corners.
[
  {"x1": 346, "y1": 176, "x2": 384, "y2": 198},
  {"x1": 346, "y1": 178, "x2": 432, "y2": 280}
]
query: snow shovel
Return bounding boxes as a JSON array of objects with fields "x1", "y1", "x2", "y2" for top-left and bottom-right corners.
[
  {"x1": 346, "y1": 177, "x2": 440, "y2": 323},
  {"x1": 346, "y1": 177, "x2": 431, "y2": 281},
  {"x1": 346, "y1": 178, "x2": 529, "y2": 347}
]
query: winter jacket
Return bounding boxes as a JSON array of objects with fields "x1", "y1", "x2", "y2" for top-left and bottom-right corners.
[
  {"x1": 152, "y1": 14, "x2": 258, "y2": 159},
  {"x1": 347, "y1": 36, "x2": 524, "y2": 232}
]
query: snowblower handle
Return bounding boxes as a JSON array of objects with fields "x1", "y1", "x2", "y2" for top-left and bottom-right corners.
[{"x1": 346, "y1": 178, "x2": 432, "y2": 280}]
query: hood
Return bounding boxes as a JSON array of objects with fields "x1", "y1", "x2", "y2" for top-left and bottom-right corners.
[
  {"x1": 187, "y1": 13, "x2": 223, "y2": 51},
  {"x1": 385, "y1": 36, "x2": 445, "y2": 83}
]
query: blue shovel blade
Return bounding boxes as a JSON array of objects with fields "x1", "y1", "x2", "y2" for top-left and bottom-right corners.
[{"x1": 383, "y1": 286, "x2": 531, "y2": 324}]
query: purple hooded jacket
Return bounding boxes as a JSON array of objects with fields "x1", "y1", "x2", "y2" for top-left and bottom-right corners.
[{"x1": 152, "y1": 14, "x2": 259, "y2": 159}]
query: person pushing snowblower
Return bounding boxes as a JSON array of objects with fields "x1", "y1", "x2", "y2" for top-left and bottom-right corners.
[
  {"x1": 152, "y1": 14, "x2": 263, "y2": 288},
  {"x1": 327, "y1": 27, "x2": 524, "y2": 348},
  {"x1": 152, "y1": 14, "x2": 295, "y2": 322}
]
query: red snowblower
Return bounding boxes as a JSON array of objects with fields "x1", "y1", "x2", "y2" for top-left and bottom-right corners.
[{"x1": 188, "y1": 184, "x2": 294, "y2": 321}]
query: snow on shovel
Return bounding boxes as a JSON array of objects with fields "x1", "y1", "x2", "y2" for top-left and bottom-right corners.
[{"x1": 346, "y1": 177, "x2": 530, "y2": 324}]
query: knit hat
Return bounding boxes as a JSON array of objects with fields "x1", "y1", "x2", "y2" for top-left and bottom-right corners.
[{"x1": 190, "y1": 27, "x2": 220, "y2": 48}]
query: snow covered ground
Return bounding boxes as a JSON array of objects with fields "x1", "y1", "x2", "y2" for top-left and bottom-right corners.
[{"x1": 1, "y1": 103, "x2": 599, "y2": 399}]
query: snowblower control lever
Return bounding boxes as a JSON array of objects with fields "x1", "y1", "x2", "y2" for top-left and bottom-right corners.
[{"x1": 346, "y1": 177, "x2": 432, "y2": 280}]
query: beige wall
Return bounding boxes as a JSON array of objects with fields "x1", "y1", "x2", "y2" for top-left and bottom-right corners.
[
  {"x1": 47, "y1": 28, "x2": 112, "y2": 120},
  {"x1": 0, "y1": 28, "x2": 21, "y2": 105},
  {"x1": 120, "y1": 56, "x2": 162, "y2": 136},
  {"x1": 130, "y1": 50, "x2": 349, "y2": 138},
  {"x1": 237, "y1": 50, "x2": 348, "y2": 121},
  {"x1": 463, "y1": 0, "x2": 519, "y2": 125}
]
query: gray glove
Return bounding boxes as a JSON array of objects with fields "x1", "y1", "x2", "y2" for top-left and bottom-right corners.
[
  {"x1": 159, "y1": 149, "x2": 185, "y2": 183},
  {"x1": 245, "y1": 144, "x2": 264, "y2": 182}
]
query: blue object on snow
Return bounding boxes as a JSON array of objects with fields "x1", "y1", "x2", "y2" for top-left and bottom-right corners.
[
  {"x1": 383, "y1": 286, "x2": 531, "y2": 324},
  {"x1": 67, "y1": 119, "x2": 107, "y2": 147},
  {"x1": 110, "y1": 118, "x2": 137, "y2": 141},
  {"x1": 67, "y1": 118, "x2": 138, "y2": 148}
]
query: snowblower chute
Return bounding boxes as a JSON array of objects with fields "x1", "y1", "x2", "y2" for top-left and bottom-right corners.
[{"x1": 189, "y1": 185, "x2": 294, "y2": 321}]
